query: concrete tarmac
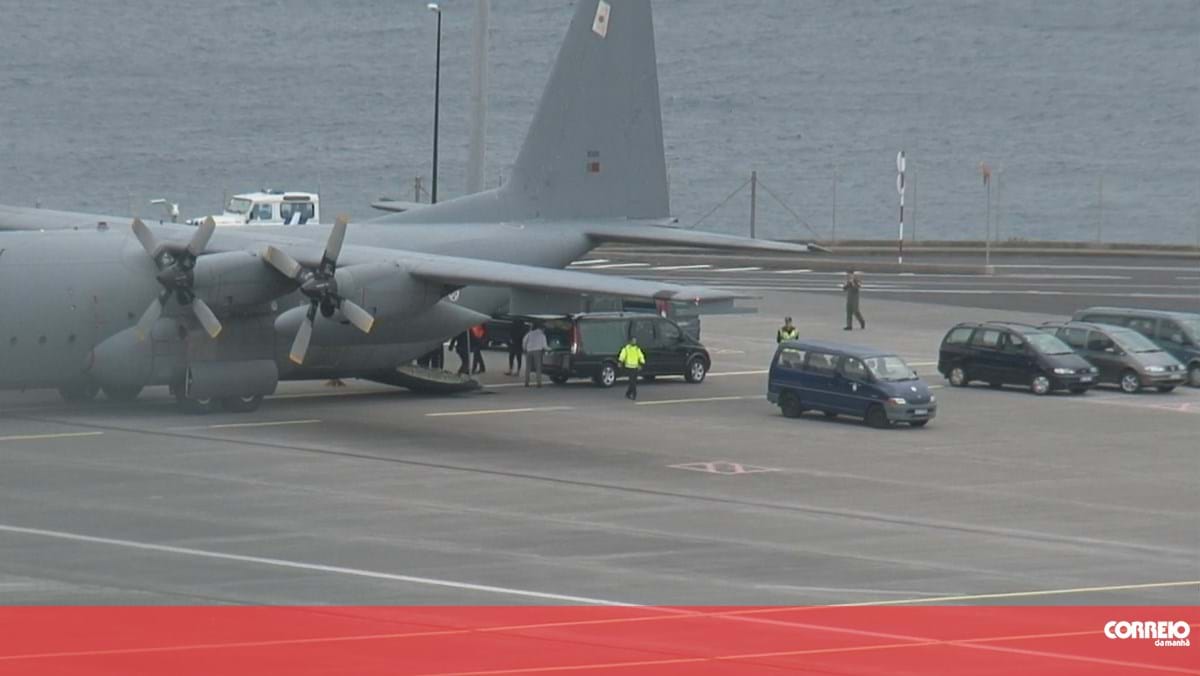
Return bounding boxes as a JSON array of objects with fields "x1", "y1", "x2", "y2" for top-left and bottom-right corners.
[{"x1": 0, "y1": 280, "x2": 1196, "y2": 607}]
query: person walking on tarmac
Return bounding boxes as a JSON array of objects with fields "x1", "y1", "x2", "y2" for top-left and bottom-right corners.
[
  {"x1": 469, "y1": 324, "x2": 487, "y2": 374},
  {"x1": 776, "y1": 316, "x2": 799, "y2": 343},
  {"x1": 522, "y1": 323, "x2": 548, "y2": 388},
  {"x1": 618, "y1": 336, "x2": 647, "y2": 401},
  {"x1": 506, "y1": 320, "x2": 527, "y2": 376},
  {"x1": 449, "y1": 330, "x2": 471, "y2": 375},
  {"x1": 843, "y1": 270, "x2": 866, "y2": 331}
]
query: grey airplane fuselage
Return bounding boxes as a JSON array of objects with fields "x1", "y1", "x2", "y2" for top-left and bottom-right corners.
[{"x1": 0, "y1": 220, "x2": 592, "y2": 391}]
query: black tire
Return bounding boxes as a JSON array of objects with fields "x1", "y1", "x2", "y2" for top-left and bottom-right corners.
[
  {"x1": 779, "y1": 391, "x2": 803, "y2": 418},
  {"x1": 176, "y1": 393, "x2": 219, "y2": 415},
  {"x1": 596, "y1": 362, "x2": 618, "y2": 388},
  {"x1": 550, "y1": 374, "x2": 569, "y2": 385},
  {"x1": 103, "y1": 384, "x2": 143, "y2": 402},
  {"x1": 684, "y1": 356, "x2": 708, "y2": 384},
  {"x1": 58, "y1": 382, "x2": 100, "y2": 403},
  {"x1": 948, "y1": 365, "x2": 969, "y2": 387},
  {"x1": 1156, "y1": 385, "x2": 1176, "y2": 393},
  {"x1": 865, "y1": 405, "x2": 891, "y2": 429},
  {"x1": 222, "y1": 395, "x2": 263, "y2": 413},
  {"x1": 910, "y1": 420, "x2": 929, "y2": 428},
  {"x1": 1118, "y1": 369, "x2": 1141, "y2": 394},
  {"x1": 1029, "y1": 374, "x2": 1051, "y2": 396}
]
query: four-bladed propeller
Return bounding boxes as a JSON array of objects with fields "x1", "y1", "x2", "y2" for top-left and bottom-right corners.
[
  {"x1": 262, "y1": 216, "x2": 375, "y2": 364},
  {"x1": 132, "y1": 216, "x2": 223, "y2": 340}
]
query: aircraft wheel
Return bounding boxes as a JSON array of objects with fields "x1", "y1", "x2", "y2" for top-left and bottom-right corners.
[
  {"x1": 222, "y1": 395, "x2": 263, "y2": 413},
  {"x1": 58, "y1": 382, "x2": 100, "y2": 403},
  {"x1": 103, "y1": 385, "x2": 143, "y2": 402}
]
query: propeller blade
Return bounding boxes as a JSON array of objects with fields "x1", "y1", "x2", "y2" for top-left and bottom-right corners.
[
  {"x1": 339, "y1": 299, "x2": 375, "y2": 334},
  {"x1": 187, "y1": 216, "x2": 216, "y2": 257},
  {"x1": 323, "y1": 215, "x2": 348, "y2": 266},
  {"x1": 191, "y1": 297, "x2": 223, "y2": 339},
  {"x1": 289, "y1": 313, "x2": 315, "y2": 365},
  {"x1": 262, "y1": 245, "x2": 305, "y2": 280},
  {"x1": 134, "y1": 294, "x2": 165, "y2": 341},
  {"x1": 131, "y1": 218, "x2": 158, "y2": 258}
]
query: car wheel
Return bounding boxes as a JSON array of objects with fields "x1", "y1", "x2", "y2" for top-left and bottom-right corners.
[
  {"x1": 596, "y1": 362, "x2": 618, "y2": 388},
  {"x1": 550, "y1": 375, "x2": 569, "y2": 385},
  {"x1": 1119, "y1": 370, "x2": 1141, "y2": 394},
  {"x1": 103, "y1": 384, "x2": 143, "y2": 402},
  {"x1": 58, "y1": 381, "x2": 100, "y2": 403},
  {"x1": 1030, "y1": 374, "x2": 1051, "y2": 395},
  {"x1": 948, "y1": 366, "x2": 969, "y2": 387},
  {"x1": 1188, "y1": 363, "x2": 1200, "y2": 388},
  {"x1": 684, "y1": 357, "x2": 708, "y2": 384},
  {"x1": 176, "y1": 393, "x2": 218, "y2": 414},
  {"x1": 221, "y1": 395, "x2": 263, "y2": 413},
  {"x1": 910, "y1": 420, "x2": 929, "y2": 428},
  {"x1": 865, "y1": 404, "x2": 891, "y2": 429},
  {"x1": 1156, "y1": 385, "x2": 1176, "y2": 393},
  {"x1": 779, "y1": 391, "x2": 803, "y2": 418}
]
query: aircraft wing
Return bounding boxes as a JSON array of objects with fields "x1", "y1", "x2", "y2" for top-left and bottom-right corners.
[
  {"x1": 396, "y1": 251, "x2": 754, "y2": 304},
  {"x1": 585, "y1": 222, "x2": 829, "y2": 254},
  {"x1": 0, "y1": 205, "x2": 119, "y2": 231}
]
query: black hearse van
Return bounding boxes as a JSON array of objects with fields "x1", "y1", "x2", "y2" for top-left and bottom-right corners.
[{"x1": 541, "y1": 313, "x2": 710, "y2": 387}]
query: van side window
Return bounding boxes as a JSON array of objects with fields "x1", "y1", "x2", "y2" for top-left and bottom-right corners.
[
  {"x1": 1082, "y1": 314, "x2": 1125, "y2": 327},
  {"x1": 1001, "y1": 333, "x2": 1025, "y2": 354},
  {"x1": 250, "y1": 203, "x2": 273, "y2": 221},
  {"x1": 804, "y1": 351, "x2": 837, "y2": 374},
  {"x1": 777, "y1": 348, "x2": 805, "y2": 369},
  {"x1": 841, "y1": 357, "x2": 868, "y2": 380},
  {"x1": 944, "y1": 327, "x2": 973, "y2": 345},
  {"x1": 631, "y1": 319, "x2": 655, "y2": 346},
  {"x1": 1157, "y1": 320, "x2": 1188, "y2": 346},
  {"x1": 1087, "y1": 332, "x2": 1114, "y2": 352},
  {"x1": 656, "y1": 321, "x2": 681, "y2": 346},
  {"x1": 1127, "y1": 318, "x2": 1156, "y2": 337},
  {"x1": 578, "y1": 320, "x2": 626, "y2": 354},
  {"x1": 972, "y1": 329, "x2": 1001, "y2": 348},
  {"x1": 1059, "y1": 327, "x2": 1088, "y2": 349}
]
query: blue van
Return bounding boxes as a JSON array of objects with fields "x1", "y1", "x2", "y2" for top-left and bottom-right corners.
[{"x1": 767, "y1": 340, "x2": 937, "y2": 428}]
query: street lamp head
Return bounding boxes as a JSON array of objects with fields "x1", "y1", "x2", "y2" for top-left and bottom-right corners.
[{"x1": 427, "y1": 3, "x2": 440, "y2": 12}]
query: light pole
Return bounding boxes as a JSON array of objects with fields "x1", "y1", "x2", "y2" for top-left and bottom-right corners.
[{"x1": 428, "y1": 2, "x2": 442, "y2": 204}]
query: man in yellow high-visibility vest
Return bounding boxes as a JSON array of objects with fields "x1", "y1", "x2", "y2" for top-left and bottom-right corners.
[{"x1": 617, "y1": 337, "x2": 647, "y2": 401}]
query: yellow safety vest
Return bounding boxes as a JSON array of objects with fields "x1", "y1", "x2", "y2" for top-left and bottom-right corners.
[
  {"x1": 777, "y1": 326, "x2": 799, "y2": 342},
  {"x1": 618, "y1": 344, "x2": 646, "y2": 369}
]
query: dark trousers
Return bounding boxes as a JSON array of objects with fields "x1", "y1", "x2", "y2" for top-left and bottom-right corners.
[
  {"x1": 846, "y1": 304, "x2": 865, "y2": 329},
  {"x1": 455, "y1": 350, "x2": 470, "y2": 374},
  {"x1": 508, "y1": 346, "x2": 523, "y2": 372},
  {"x1": 471, "y1": 346, "x2": 485, "y2": 373},
  {"x1": 625, "y1": 368, "x2": 640, "y2": 399}
]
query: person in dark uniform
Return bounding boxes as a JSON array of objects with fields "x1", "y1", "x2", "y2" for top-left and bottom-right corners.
[
  {"x1": 843, "y1": 270, "x2": 865, "y2": 330},
  {"x1": 776, "y1": 316, "x2": 799, "y2": 343},
  {"x1": 469, "y1": 324, "x2": 487, "y2": 374},
  {"x1": 506, "y1": 320, "x2": 527, "y2": 376},
  {"x1": 449, "y1": 331, "x2": 471, "y2": 375}
]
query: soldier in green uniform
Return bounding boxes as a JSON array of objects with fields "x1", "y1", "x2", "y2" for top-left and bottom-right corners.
[{"x1": 843, "y1": 270, "x2": 865, "y2": 331}]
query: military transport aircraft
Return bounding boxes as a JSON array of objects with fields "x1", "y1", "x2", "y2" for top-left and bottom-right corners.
[{"x1": 0, "y1": 0, "x2": 819, "y2": 413}]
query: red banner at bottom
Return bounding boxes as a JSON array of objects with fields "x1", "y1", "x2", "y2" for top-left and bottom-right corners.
[{"x1": 0, "y1": 606, "x2": 1194, "y2": 675}]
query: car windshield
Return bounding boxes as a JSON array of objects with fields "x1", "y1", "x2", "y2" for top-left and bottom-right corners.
[
  {"x1": 1024, "y1": 332, "x2": 1074, "y2": 355},
  {"x1": 226, "y1": 197, "x2": 251, "y2": 214},
  {"x1": 864, "y1": 355, "x2": 916, "y2": 382},
  {"x1": 1110, "y1": 328, "x2": 1161, "y2": 353}
]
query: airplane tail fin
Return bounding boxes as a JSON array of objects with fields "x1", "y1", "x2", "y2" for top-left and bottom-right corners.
[{"x1": 381, "y1": 0, "x2": 668, "y2": 224}]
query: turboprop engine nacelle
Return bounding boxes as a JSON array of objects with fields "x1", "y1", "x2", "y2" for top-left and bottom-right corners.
[{"x1": 191, "y1": 250, "x2": 297, "y2": 312}]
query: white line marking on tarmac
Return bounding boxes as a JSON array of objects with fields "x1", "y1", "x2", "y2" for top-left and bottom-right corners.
[
  {"x1": 636, "y1": 395, "x2": 762, "y2": 406},
  {"x1": 649, "y1": 264, "x2": 712, "y2": 271},
  {"x1": 1178, "y1": 276, "x2": 1200, "y2": 281},
  {"x1": 567, "y1": 259, "x2": 608, "y2": 266},
  {"x1": 705, "y1": 369, "x2": 768, "y2": 377},
  {"x1": 0, "y1": 431, "x2": 104, "y2": 442},
  {"x1": 0, "y1": 523, "x2": 632, "y2": 606},
  {"x1": 426, "y1": 406, "x2": 574, "y2": 418},
  {"x1": 832, "y1": 579, "x2": 1200, "y2": 607},
  {"x1": 207, "y1": 419, "x2": 322, "y2": 430},
  {"x1": 773, "y1": 269, "x2": 812, "y2": 274},
  {"x1": 587, "y1": 262, "x2": 651, "y2": 269},
  {"x1": 711, "y1": 267, "x2": 762, "y2": 272}
]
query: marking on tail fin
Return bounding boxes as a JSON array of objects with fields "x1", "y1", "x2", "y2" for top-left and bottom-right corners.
[{"x1": 593, "y1": 1, "x2": 611, "y2": 38}]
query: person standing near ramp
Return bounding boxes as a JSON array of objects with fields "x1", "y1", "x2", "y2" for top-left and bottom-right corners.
[
  {"x1": 618, "y1": 337, "x2": 647, "y2": 401},
  {"x1": 522, "y1": 323, "x2": 547, "y2": 388},
  {"x1": 777, "y1": 316, "x2": 799, "y2": 343},
  {"x1": 843, "y1": 270, "x2": 865, "y2": 331}
]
